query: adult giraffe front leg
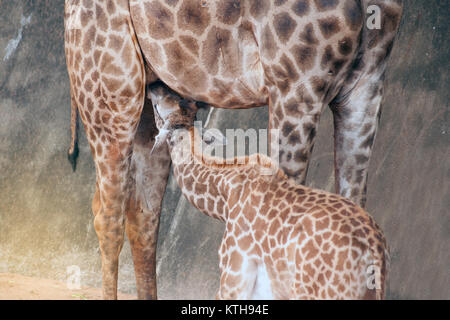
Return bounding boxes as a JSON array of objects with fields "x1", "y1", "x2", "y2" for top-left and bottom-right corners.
[
  {"x1": 65, "y1": 1, "x2": 148, "y2": 299},
  {"x1": 268, "y1": 87, "x2": 324, "y2": 186}
]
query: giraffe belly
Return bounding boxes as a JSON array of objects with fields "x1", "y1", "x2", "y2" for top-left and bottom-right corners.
[
  {"x1": 130, "y1": 1, "x2": 268, "y2": 108},
  {"x1": 140, "y1": 38, "x2": 268, "y2": 108}
]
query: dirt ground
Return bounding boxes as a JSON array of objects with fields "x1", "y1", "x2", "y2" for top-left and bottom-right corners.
[{"x1": 0, "y1": 273, "x2": 135, "y2": 300}]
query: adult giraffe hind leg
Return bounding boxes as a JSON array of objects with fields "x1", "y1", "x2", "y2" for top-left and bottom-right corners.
[
  {"x1": 125, "y1": 97, "x2": 171, "y2": 300},
  {"x1": 330, "y1": 0, "x2": 403, "y2": 207},
  {"x1": 65, "y1": 1, "x2": 146, "y2": 299}
]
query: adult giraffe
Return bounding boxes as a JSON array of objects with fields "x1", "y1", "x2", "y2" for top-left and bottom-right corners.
[{"x1": 64, "y1": 0, "x2": 402, "y2": 299}]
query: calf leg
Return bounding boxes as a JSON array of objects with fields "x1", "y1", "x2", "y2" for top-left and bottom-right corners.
[{"x1": 216, "y1": 233, "x2": 258, "y2": 300}]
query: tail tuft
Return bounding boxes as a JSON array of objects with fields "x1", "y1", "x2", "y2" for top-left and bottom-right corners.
[
  {"x1": 68, "y1": 141, "x2": 79, "y2": 172},
  {"x1": 68, "y1": 95, "x2": 79, "y2": 172}
]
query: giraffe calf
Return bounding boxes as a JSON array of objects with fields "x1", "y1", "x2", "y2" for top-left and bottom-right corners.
[{"x1": 149, "y1": 83, "x2": 389, "y2": 300}]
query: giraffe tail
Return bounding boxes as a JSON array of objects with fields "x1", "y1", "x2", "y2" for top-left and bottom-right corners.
[{"x1": 67, "y1": 97, "x2": 79, "y2": 172}]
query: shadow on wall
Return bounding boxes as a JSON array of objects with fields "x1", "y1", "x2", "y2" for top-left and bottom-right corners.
[{"x1": 0, "y1": 1, "x2": 448, "y2": 299}]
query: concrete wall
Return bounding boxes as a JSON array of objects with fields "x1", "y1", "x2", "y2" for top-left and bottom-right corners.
[{"x1": 0, "y1": 1, "x2": 448, "y2": 299}]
